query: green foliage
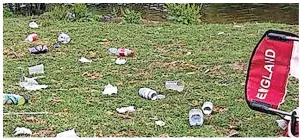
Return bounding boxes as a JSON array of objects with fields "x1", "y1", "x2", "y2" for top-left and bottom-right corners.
[
  {"x1": 3, "y1": 8, "x2": 14, "y2": 18},
  {"x1": 68, "y1": 3, "x2": 88, "y2": 20},
  {"x1": 166, "y1": 3, "x2": 201, "y2": 24},
  {"x1": 48, "y1": 4, "x2": 69, "y2": 20},
  {"x1": 122, "y1": 8, "x2": 142, "y2": 24},
  {"x1": 39, "y1": 4, "x2": 99, "y2": 22}
]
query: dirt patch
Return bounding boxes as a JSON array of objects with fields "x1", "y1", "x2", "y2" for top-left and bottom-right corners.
[
  {"x1": 214, "y1": 106, "x2": 228, "y2": 113},
  {"x1": 83, "y1": 72, "x2": 103, "y2": 79},
  {"x1": 24, "y1": 116, "x2": 46, "y2": 125},
  {"x1": 231, "y1": 61, "x2": 247, "y2": 72},
  {"x1": 159, "y1": 133, "x2": 169, "y2": 137},
  {"x1": 105, "y1": 129, "x2": 136, "y2": 137},
  {"x1": 209, "y1": 65, "x2": 226, "y2": 75},
  {"x1": 3, "y1": 48, "x2": 25, "y2": 59},
  {"x1": 235, "y1": 98, "x2": 244, "y2": 102}
]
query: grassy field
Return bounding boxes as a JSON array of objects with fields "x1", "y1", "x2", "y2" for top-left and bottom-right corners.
[{"x1": 3, "y1": 17, "x2": 299, "y2": 137}]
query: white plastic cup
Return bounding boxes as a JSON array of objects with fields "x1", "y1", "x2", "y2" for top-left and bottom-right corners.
[
  {"x1": 28, "y1": 64, "x2": 44, "y2": 74},
  {"x1": 189, "y1": 109, "x2": 204, "y2": 126},
  {"x1": 165, "y1": 81, "x2": 184, "y2": 92},
  {"x1": 201, "y1": 101, "x2": 213, "y2": 115}
]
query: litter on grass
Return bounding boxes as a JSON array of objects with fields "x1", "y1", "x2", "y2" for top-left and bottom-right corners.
[
  {"x1": 3, "y1": 94, "x2": 29, "y2": 105},
  {"x1": 165, "y1": 81, "x2": 184, "y2": 92},
  {"x1": 29, "y1": 22, "x2": 38, "y2": 28},
  {"x1": 189, "y1": 109, "x2": 204, "y2": 126},
  {"x1": 58, "y1": 33, "x2": 71, "y2": 44},
  {"x1": 28, "y1": 64, "x2": 44, "y2": 74},
  {"x1": 201, "y1": 101, "x2": 214, "y2": 115},
  {"x1": 79, "y1": 57, "x2": 92, "y2": 63},
  {"x1": 108, "y1": 48, "x2": 135, "y2": 57},
  {"x1": 53, "y1": 43, "x2": 61, "y2": 48},
  {"x1": 155, "y1": 120, "x2": 165, "y2": 126},
  {"x1": 26, "y1": 33, "x2": 38, "y2": 42},
  {"x1": 116, "y1": 106, "x2": 135, "y2": 114},
  {"x1": 115, "y1": 58, "x2": 126, "y2": 65},
  {"x1": 56, "y1": 129, "x2": 79, "y2": 137},
  {"x1": 139, "y1": 88, "x2": 165, "y2": 100},
  {"x1": 276, "y1": 119, "x2": 288, "y2": 130},
  {"x1": 19, "y1": 76, "x2": 48, "y2": 91},
  {"x1": 13, "y1": 127, "x2": 32, "y2": 136},
  {"x1": 29, "y1": 45, "x2": 49, "y2": 55},
  {"x1": 102, "y1": 84, "x2": 118, "y2": 95}
]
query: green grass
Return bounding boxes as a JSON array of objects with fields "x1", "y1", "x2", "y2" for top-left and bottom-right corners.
[{"x1": 3, "y1": 17, "x2": 299, "y2": 137}]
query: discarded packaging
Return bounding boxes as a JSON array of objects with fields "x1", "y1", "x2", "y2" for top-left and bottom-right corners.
[
  {"x1": 3, "y1": 94, "x2": 29, "y2": 105},
  {"x1": 79, "y1": 57, "x2": 92, "y2": 63},
  {"x1": 116, "y1": 106, "x2": 135, "y2": 114},
  {"x1": 29, "y1": 45, "x2": 49, "y2": 54},
  {"x1": 189, "y1": 109, "x2": 204, "y2": 126},
  {"x1": 29, "y1": 22, "x2": 38, "y2": 28},
  {"x1": 14, "y1": 127, "x2": 32, "y2": 135},
  {"x1": 115, "y1": 58, "x2": 126, "y2": 65},
  {"x1": 165, "y1": 81, "x2": 184, "y2": 92},
  {"x1": 139, "y1": 88, "x2": 165, "y2": 100},
  {"x1": 156, "y1": 94, "x2": 166, "y2": 99},
  {"x1": 53, "y1": 43, "x2": 61, "y2": 48},
  {"x1": 26, "y1": 33, "x2": 38, "y2": 42},
  {"x1": 155, "y1": 120, "x2": 165, "y2": 126},
  {"x1": 276, "y1": 119, "x2": 288, "y2": 130},
  {"x1": 29, "y1": 64, "x2": 44, "y2": 74},
  {"x1": 102, "y1": 84, "x2": 118, "y2": 95},
  {"x1": 201, "y1": 101, "x2": 213, "y2": 115},
  {"x1": 108, "y1": 48, "x2": 135, "y2": 57},
  {"x1": 58, "y1": 33, "x2": 71, "y2": 44},
  {"x1": 56, "y1": 129, "x2": 79, "y2": 137},
  {"x1": 19, "y1": 76, "x2": 48, "y2": 91}
]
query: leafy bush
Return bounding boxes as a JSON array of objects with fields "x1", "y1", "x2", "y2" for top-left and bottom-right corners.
[
  {"x1": 39, "y1": 4, "x2": 98, "y2": 22},
  {"x1": 39, "y1": 4, "x2": 69, "y2": 21},
  {"x1": 4, "y1": 8, "x2": 14, "y2": 18},
  {"x1": 68, "y1": 3, "x2": 88, "y2": 21},
  {"x1": 122, "y1": 8, "x2": 142, "y2": 24},
  {"x1": 166, "y1": 3, "x2": 200, "y2": 24}
]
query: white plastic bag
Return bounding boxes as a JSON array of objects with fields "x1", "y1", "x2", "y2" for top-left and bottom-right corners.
[
  {"x1": 29, "y1": 22, "x2": 38, "y2": 28},
  {"x1": 56, "y1": 129, "x2": 79, "y2": 137},
  {"x1": 58, "y1": 33, "x2": 71, "y2": 44},
  {"x1": 116, "y1": 106, "x2": 135, "y2": 114},
  {"x1": 14, "y1": 127, "x2": 32, "y2": 135},
  {"x1": 102, "y1": 84, "x2": 118, "y2": 95},
  {"x1": 79, "y1": 57, "x2": 92, "y2": 63}
]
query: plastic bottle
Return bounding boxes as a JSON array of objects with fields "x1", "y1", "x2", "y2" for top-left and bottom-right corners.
[
  {"x1": 108, "y1": 48, "x2": 135, "y2": 57},
  {"x1": 139, "y1": 88, "x2": 158, "y2": 100},
  {"x1": 3, "y1": 94, "x2": 29, "y2": 105},
  {"x1": 165, "y1": 81, "x2": 184, "y2": 92},
  {"x1": 26, "y1": 33, "x2": 38, "y2": 42}
]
